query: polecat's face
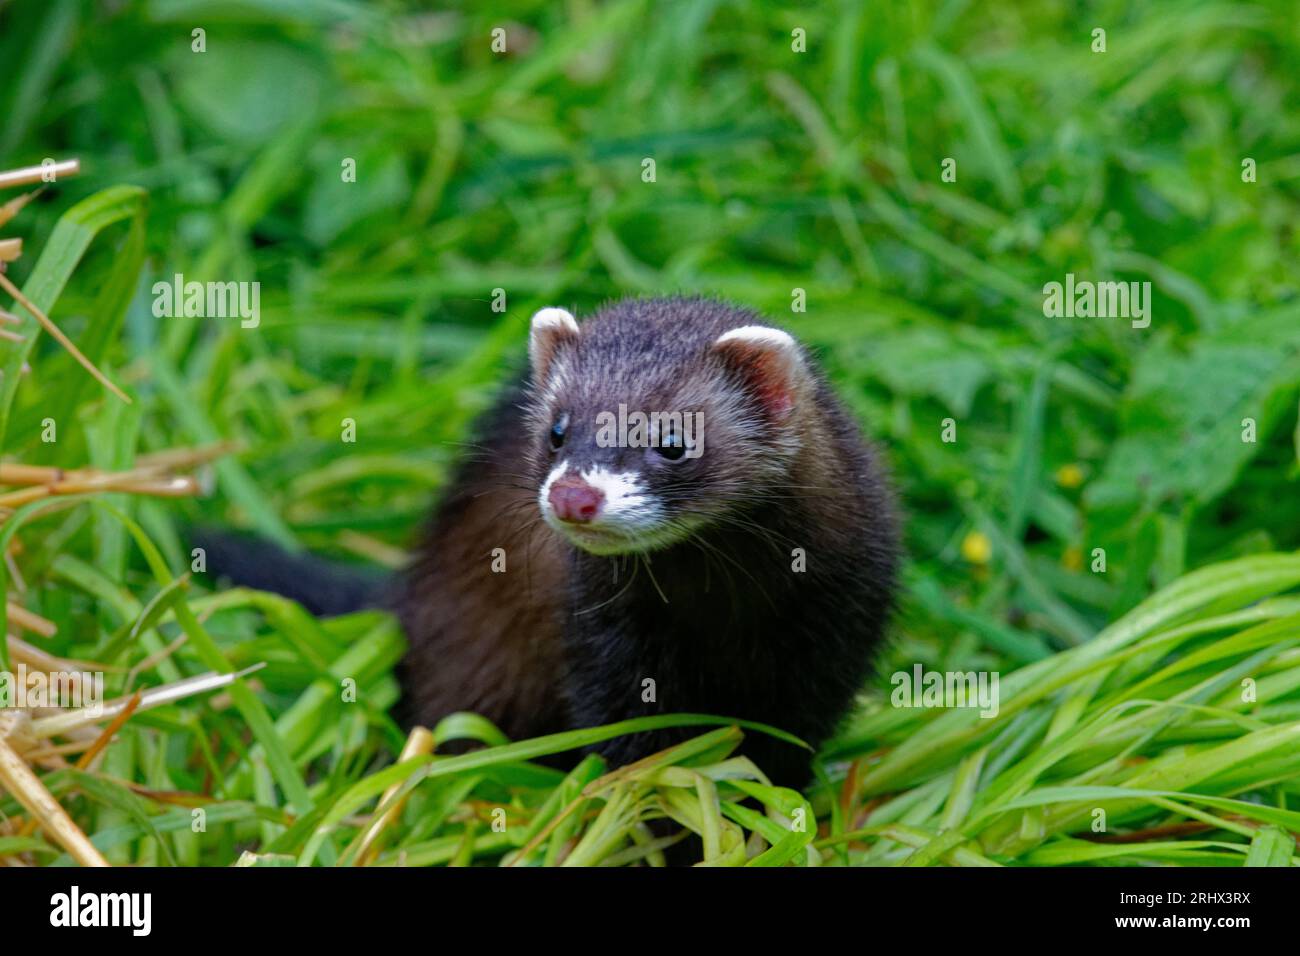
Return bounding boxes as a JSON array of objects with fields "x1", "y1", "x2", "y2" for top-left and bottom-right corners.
[{"x1": 525, "y1": 306, "x2": 811, "y2": 556}]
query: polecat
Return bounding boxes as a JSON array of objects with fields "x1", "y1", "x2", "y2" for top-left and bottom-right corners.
[{"x1": 202, "y1": 296, "x2": 900, "y2": 786}]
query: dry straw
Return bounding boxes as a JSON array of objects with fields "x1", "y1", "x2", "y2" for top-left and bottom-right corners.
[{"x1": 0, "y1": 162, "x2": 253, "y2": 867}]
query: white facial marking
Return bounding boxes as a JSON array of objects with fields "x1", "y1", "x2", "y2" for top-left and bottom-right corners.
[
  {"x1": 580, "y1": 466, "x2": 662, "y2": 532},
  {"x1": 538, "y1": 461, "x2": 666, "y2": 553}
]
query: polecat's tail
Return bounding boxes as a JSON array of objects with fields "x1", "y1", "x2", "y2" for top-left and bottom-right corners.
[{"x1": 192, "y1": 527, "x2": 389, "y2": 617}]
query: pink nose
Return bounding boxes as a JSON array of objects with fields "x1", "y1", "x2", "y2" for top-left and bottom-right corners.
[{"x1": 549, "y1": 478, "x2": 604, "y2": 523}]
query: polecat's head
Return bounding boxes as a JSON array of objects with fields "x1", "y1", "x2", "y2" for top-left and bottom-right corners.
[{"x1": 525, "y1": 302, "x2": 814, "y2": 555}]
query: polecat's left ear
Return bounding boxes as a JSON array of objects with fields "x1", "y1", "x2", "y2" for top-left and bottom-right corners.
[
  {"x1": 711, "y1": 325, "x2": 810, "y2": 422},
  {"x1": 529, "y1": 307, "x2": 579, "y2": 382}
]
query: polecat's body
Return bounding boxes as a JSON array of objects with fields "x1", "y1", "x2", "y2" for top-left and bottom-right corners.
[
  {"x1": 388, "y1": 297, "x2": 899, "y2": 784},
  {"x1": 200, "y1": 297, "x2": 898, "y2": 785}
]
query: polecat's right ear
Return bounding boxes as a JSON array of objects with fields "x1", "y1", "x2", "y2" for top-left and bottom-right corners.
[
  {"x1": 528, "y1": 307, "x2": 579, "y2": 382},
  {"x1": 711, "y1": 325, "x2": 810, "y2": 423}
]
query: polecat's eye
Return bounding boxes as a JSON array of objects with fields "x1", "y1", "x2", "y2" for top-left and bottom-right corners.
[
  {"x1": 655, "y1": 427, "x2": 687, "y2": 462},
  {"x1": 549, "y1": 414, "x2": 568, "y2": 450}
]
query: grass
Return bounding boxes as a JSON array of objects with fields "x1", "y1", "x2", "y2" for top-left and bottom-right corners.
[{"x1": 0, "y1": 0, "x2": 1299, "y2": 865}]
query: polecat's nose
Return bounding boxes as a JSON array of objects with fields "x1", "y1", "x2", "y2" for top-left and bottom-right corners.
[{"x1": 549, "y1": 477, "x2": 605, "y2": 523}]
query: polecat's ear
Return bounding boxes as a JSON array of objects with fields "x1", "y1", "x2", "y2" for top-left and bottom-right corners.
[
  {"x1": 711, "y1": 325, "x2": 810, "y2": 422},
  {"x1": 529, "y1": 307, "x2": 579, "y2": 382}
]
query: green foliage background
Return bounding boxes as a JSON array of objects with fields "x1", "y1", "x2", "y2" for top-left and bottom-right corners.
[{"x1": 1, "y1": 0, "x2": 1299, "y2": 866}]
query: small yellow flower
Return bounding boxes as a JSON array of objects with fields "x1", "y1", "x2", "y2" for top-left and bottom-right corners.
[
  {"x1": 1062, "y1": 545, "x2": 1083, "y2": 572},
  {"x1": 1055, "y1": 463, "x2": 1084, "y2": 489},
  {"x1": 961, "y1": 531, "x2": 992, "y2": 565}
]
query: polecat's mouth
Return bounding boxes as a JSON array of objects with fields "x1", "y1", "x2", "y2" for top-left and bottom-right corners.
[
  {"x1": 552, "y1": 522, "x2": 642, "y2": 555},
  {"x1": 543, "y1": 510, "x2": 709, "y2": 557}
]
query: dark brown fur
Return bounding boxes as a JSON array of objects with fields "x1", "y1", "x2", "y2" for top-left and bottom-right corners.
[
  {"x1": 388, "y1": 382, "x2": 572, "y2": 742},
  {"x1": 389, "y1": 297, "x2": 900, "y2": 784},
  {"x1": 201, "y1": 297, "x2": 899, "y2": 786}
]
